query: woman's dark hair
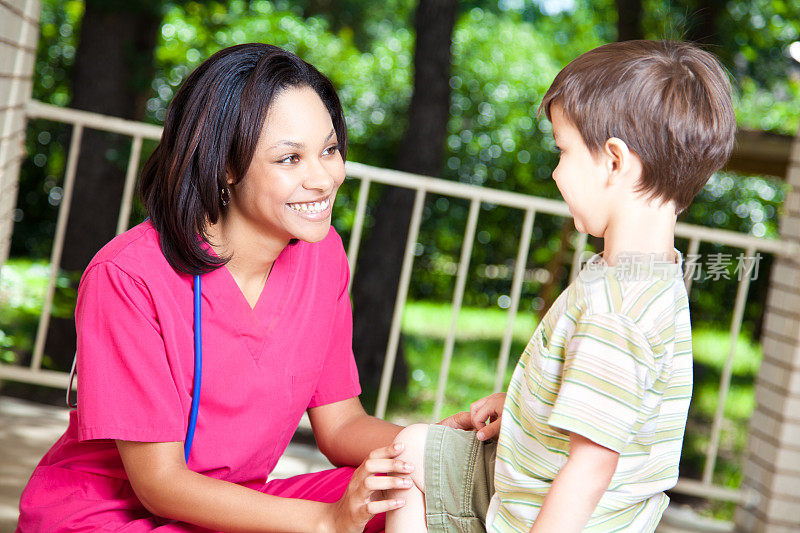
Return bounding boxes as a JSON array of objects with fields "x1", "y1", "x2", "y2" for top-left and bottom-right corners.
[{"x1": 139, "y1": 43, "x2": 348, "y2": 274}]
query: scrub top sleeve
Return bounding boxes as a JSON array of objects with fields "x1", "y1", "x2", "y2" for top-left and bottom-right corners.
[
  {"x1": 76, "y1": 262, "x2": 186, "y2": 443},
  {"x1": 308, "y1": 239, "x2": 361, "y2": 408}
]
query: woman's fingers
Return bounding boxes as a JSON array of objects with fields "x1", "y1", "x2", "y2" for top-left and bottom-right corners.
[
  {"x1": 368, "y1": 442, "x2": 404, "y2": 460},
  {"x1": 366, "y1": 497, "x2": 406, "y2": 515},
  {"x1": 331, "y1": 442, "x2": 416, "y2": 533},
  {"x1": 364, "y1": 473, "x2": 413, "y2": 491},
  {"x1": 363, "y1": 457, "x2": 415, "y2": 475}
]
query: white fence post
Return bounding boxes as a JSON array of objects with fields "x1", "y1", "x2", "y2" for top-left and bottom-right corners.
[
  {"x1": 0, "y1": 0, "x2": 41, "y2": 270},
  {"x1": 735, "y1": 128, "x2": 800, "y2": 532}
]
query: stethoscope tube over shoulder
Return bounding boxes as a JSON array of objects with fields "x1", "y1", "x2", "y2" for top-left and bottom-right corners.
[
  {"x1": 185, "y1": 274, "x2": 203, "y2": 461},
  {"x1": 66, "y1": 273, "x2": 205, "y2": 463}
]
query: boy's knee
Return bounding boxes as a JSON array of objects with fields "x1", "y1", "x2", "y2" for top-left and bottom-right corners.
[
  {"x1": 395, "y1": 423, "x2": 429, "y2": 449},
  {"x1": 393, "y1": 423, "x2": 430, "y2": 489}
]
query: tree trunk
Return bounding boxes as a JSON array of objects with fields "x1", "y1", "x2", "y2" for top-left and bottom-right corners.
[
  {"x1": 616, "y1": 0, "x2": 643, "y2": 41},
  {"x1": 43, "y1": 1, "x2": 161, "y2": 373},
  {"x1": 351, "y1": 0, "x2": 458, "y2": 399}
]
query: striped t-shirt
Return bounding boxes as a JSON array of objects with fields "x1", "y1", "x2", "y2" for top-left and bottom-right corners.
[{"x1": 485, "y1": 252, "x2": 692, "y2": 532}]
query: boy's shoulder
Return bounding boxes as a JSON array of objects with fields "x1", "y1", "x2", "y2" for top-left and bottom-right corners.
[{"x1": 564, "y1": 264, "x2": 689, "y2": 335}]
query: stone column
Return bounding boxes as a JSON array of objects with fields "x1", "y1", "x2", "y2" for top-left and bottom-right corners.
[
  {"x1": 0, "y1": 0, "x2": 40, "y2": 269},
  {"x1": 735, "y1": 130, "x2": 800, "y2": 531}
]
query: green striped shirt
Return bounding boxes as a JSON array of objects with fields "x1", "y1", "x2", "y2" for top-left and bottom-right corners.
[{"x1": 486, "y1": 252, "x2": 692, "y2": 532}]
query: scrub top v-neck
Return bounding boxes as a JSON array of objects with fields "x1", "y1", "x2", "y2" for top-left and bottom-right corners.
[
  {"x1": 18, "y1": 220, "x2": 361, "y2": 527},
  {"x1": 202, "y1": 243, "x2": 295, "y2": 365}
]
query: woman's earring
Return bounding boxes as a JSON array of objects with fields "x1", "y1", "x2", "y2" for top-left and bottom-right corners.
[{"x1": 220, "y1": 185, "x2": 231, "y2": 207}]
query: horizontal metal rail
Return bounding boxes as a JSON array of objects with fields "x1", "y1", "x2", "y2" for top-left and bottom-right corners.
[
  {"x1": 25, "y1": 100, "x2": 163, "y2": 139},
  {"x1": 0, "y1": 100, "x2": 786, "y2": 511},
  {"x1": 345, "y1": 161, "x2": 797, "y2": 257}
]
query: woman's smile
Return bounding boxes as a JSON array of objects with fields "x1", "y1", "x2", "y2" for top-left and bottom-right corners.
[{"x1": 286, "y1": 196, "x2": 333, "y2": 219}]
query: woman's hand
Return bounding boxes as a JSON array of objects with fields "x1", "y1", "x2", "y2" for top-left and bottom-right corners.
[
  {"x1": 438, "y1": 392, "x2": 507, "y2": 441},
  {"x1": 325, "y1": 442, "x2": 413, "y2": 533}
]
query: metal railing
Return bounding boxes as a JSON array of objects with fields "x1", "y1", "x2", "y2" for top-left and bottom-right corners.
[{"x1": 2, "y1": 99, "x2": 791, "y2": 510}]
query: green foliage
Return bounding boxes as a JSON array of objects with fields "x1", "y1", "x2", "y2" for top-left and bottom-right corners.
[
  {"x1": 273, "y1": 0, "x2": 416, "y2": 51},
  {"x1": 447, "y1": 8, "x2": 561, "y2": 192},
  {"x1": 151, "y1": 0, "x2": 413, "y2": 168},
  {"x1": 528, "y1": 0, "x2": 615, "y2": 64},
  {"x1": 32, "y1": 0, "x2": 82, "y2": 107},
  {"x1": 714, "y1": 0, "x2": 800, "y2": 134},
  {"x1": 0, "y1": 260, "x2": 74, "y2": 364},
  {"x1": 681, "y1": 326, "x2": 763, "y2": 520}
]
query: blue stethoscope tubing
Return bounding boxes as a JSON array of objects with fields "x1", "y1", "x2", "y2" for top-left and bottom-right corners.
[
  {"x1": 185, "y1": 274, "x2": 202, "y2": 461},
  {"x1": 68, "y1": 274, "x2": 203, "y2": 464}
]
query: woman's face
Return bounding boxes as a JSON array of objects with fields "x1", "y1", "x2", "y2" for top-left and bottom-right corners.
[{"x1": 227, "y1": 85, "x2": 345, "y2": 247}]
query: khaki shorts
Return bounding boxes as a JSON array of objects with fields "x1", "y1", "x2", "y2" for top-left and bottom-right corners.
[{"x1": 424, "y1": 425, "x2": 497, "y2": 533}]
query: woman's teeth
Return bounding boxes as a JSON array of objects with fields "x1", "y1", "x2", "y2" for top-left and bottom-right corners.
[{"x1": 287, "y1": 198, "x2": 330, "y2": 214}]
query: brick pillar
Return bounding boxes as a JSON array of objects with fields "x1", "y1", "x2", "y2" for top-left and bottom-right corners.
[
  {"x1": 735, "y1": 131, "x2": 800, "y2": 531},
  {"x1": 0, "y1": 0, "x2": 40, "y2": 269}
]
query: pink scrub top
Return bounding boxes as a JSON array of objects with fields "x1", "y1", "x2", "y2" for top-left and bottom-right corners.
[{"x1": 18, "y1": 221, "x2": 364, "y2": 530}]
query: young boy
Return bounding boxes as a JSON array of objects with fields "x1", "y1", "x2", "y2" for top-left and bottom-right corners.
[{"x1": 386, "y1": 40, "x2": 735, "y2": 532}]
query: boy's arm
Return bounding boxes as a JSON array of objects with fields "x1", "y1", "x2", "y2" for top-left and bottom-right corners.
[{"x1": 529, "y1": 432, "x2": 619, "y2": 533}]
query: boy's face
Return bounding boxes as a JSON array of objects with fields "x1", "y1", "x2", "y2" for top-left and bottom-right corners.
[{"x1": 550, "y1": 104, "x2": 610, "y2": 237}]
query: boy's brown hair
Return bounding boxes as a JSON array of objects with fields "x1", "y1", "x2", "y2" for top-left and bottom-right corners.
[{"x1": 540, "y1": 40, "x2": 735, "y2": 213}]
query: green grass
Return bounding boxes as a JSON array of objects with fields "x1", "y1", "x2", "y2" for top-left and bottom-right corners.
[{"x1": 400, "y1": 300, "x2": 540, "y2": 343}]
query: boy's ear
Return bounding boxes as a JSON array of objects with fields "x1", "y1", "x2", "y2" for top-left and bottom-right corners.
[{"x1": 603, "y1": 137, "x2": 640, "y2": 186}]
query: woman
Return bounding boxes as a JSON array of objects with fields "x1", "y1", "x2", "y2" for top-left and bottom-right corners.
[{"x1": 17, "y1": 43, "x2": 418, "y2": 532}]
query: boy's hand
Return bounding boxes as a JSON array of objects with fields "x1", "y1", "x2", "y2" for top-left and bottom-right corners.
[
  {"x1": 470, "y1": 392, "x2": 506, "y2": 441},
  {"x1": 437, "y1": 392, "x2": 507, "y2": 441},
  {"x1": 437, "y1": 410, "x2": 473, "y2": 430}
]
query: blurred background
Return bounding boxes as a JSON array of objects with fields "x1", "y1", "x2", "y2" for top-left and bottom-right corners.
[{"x1": 1, "y1": 0, "x2": 800, "y2": 529}]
